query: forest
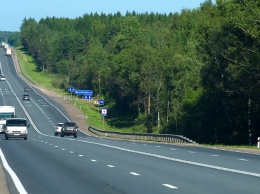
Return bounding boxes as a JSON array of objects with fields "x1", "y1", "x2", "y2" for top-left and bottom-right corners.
[{"x1": 3, "y1": 0, "x2": 260, "y2": 145}]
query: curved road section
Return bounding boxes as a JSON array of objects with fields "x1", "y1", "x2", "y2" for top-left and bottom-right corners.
[{"x1": 0, "y1": 48, "x2": 260, "y2": 194}]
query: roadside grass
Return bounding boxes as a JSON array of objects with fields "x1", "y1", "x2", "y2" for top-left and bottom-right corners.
[
  {"x1": 14, "y1": 46, "x2": 141, "y2": 132},
  {"x1": 201, "y1": 144, "x2": 259, "y2": 150}
]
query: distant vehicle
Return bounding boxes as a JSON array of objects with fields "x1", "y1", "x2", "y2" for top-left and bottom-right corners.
[
  {"x1": 22, "y1": 94, "x2": 30, "y2": 101},
  {"x1": 5, "y1": 48, "x2": 11, "y2": 56},
  {"x1": 4, "y1": 118, "x2": 30, "y2": 140},
  {"x1": 0, "y1": 106, "x2": 15, "y2": 134},
  {"x1": 0, "y1": 75, "x2": 5, "y2": 81},
  {"x1": 61, "y1": 121, "x2": 78, "y2": 138},
  {"x1": 1, "y1": 42, "x2": 6, "y2": 48},
  {"x1": 54, "y1": 123, "x2": 63, "y2": 136},
  {"x1": 24, "y1": 87, "x2": 30, "y2": 92}
]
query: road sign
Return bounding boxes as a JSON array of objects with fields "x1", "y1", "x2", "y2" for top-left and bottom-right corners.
[
  {"x1": 83, "y1": 95, "x2": 92, "y2": 100},
  {"x1": 68, "y1": 87, "x2": 75, "y2": 92},
  {"x1": 74, "y1": 90, "x2": 93, "y2": 95},
  {"x1": 101, "y1": 108, "x2": 107, "y2": 116},
  {"x1": 99, "y1": 99, "x2": 105, "y2": 105}
]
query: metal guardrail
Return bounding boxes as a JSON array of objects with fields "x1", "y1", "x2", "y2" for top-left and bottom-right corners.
[{"x1": 88, "y1": 126, "x2": 197, "y2": 144}]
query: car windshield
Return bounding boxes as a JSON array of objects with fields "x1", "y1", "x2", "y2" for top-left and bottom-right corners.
[
  {"x1": 57, "y1": 123, "x2": 63, "y2": 127},
  {"x1": 6, "y1": 119, "x2": 27, "y2": 126},
  {"x1": 65, "y1": 122, "x2": 76, "y2": 127},
  {"x1": 0, "y1": 113, "x2": 15, "y2": 120}
]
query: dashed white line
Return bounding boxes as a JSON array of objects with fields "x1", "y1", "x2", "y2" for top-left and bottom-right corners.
[
  {"x1": 211, "y1": 155, "x2": 219, "y2": 157},
  {"x1": 188, "y1": 151, "x2": 196, "y2": 154},
  {"x1": 61, "y1": 148, "x2": 66, "y2": 151},
  {"x1": 171, "y1": 148, "x2": 176, "y2": 151},
  {"x1": 107, "y1": 165, "x2": 115, "y2": 168},
  {"x1": 156, "y1": 146, "x2": 161, "y2": 148},
  {"x1": 129, "y1": 172, "x2": 140, "y2": 176},
  {"x1": 78, "y1": 155, "x2": 84, "y2": 157},
  {"x1": 162, "y1": 184, "x2": 178, "y2": 189},
  {"x1": 69, "y1": 151, "x2": 74, "y2": 154},
  {"x1": 55, "y1": 146, "x2": 58, "y2": 148},
  {"x1": 239, "y1": 159, "x2": 249, "y2": 162},
  {"x1": 91, "y1": 159, "x2": 97, "y2": 162}
]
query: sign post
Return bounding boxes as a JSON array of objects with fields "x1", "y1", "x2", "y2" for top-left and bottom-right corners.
[
  {"x1": 83, "y1": 95, "x2": 92, "y2": 118},
  {"x1": 101, "y1": 108, "x2": 107, "y2": 129},
  {"x1": 257, "y1": 137, "x2": 260, "y2": 148},
  {"x1": 68, "y1": 87, "x2": 75, "y2": 101}
]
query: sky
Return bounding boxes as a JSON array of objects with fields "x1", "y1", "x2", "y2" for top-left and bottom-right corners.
[{"x1": 0, "y1": 0, "x2": 214, "y2": 32}]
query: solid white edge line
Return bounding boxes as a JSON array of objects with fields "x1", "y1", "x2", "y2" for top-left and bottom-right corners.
[{"x1": 0, "y1": 148, "x2": 28, "y2": 194}]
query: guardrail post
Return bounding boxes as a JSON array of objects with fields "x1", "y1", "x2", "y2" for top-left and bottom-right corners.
[{"x1": 258, "y1": 137, "x2": 260, "y2": 148}]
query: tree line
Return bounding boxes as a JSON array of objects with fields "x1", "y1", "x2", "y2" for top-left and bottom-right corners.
[{"x1": 6, "y1": 0, "x2": 260, "y2": 145}]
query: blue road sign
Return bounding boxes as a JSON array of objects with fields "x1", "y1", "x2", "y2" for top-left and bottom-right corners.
[
  {"x1": 74, "y1": 90, "x2": 93, "y2": 95},
  {"x1": 83, "y1": 95, "x2": 92, "y2": 100},
  {"x1": 68, "y1": 87, "x2": 75, "y2": 92},
  {"x1": 101, "y1": 108, "x2": 107, "y2": 116},
  {"x1": 99, "y1": 99, "x2": 105, "y2": 105}
]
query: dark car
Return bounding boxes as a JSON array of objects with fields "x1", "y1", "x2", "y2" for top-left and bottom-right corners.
[
  {"x1": 24, "y1": 87, "x2": 30, "y2": 92},
  {"x1": 22, "y1": 94, "x2": 30, "y2": 101},
  {"x1": 61, "y1": 122, "x2": 78, "y2": 138}
]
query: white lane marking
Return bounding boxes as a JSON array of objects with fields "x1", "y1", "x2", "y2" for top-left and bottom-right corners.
[
  {"x1": 171, "y1": 148, "x2": 176, "y2": 151},
  {"x1": 61, "y1": 148, "x2": 66, "y2": 151},
  {"x1": 0, "y1": 148, "x2": 28, "y2": 194},
  {"x1": 55, "y1": 146, "x2": 58, "y2": 148},
  {"x1": 162, "y1": 184, "x2": 178, "y2": 189},
  {"x1": 107, "y1": 165, "x2": 115, "y2": 168},
  {"x1": 69, "y1": 139, "x2": 260, "y2": 178},
  {"x1": 211, "y1": 155, "x2": 219, "y2": 157},
  {"x1": 49, "y1": 144, "x2": 53, "y2": 146},
  {"x1": 91, "y1": 159, "x2": 97, "y2": 162},
  {"x1": 78, "y1": 155, "x2": 84, "y2": 157},
  {"x1": 188, "y1": 151, "x2": 196, "y2": 153},
  {"x1": 239, "y1": 159, "x2": 249, "y2": 162},
  {"x1": 130, "y1": 172, "x2": 140, "y2": 176},
  {"x1": 69, "y1": 151, "x2": 74, "y2": 154},
  {"x1": 156, "y1": 146, "x2": 161, "y2": 148}
]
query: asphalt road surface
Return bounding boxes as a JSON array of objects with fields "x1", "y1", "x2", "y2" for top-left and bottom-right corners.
[{"x1": 0, "y1": 48, "x2": 260, "y2": 194}]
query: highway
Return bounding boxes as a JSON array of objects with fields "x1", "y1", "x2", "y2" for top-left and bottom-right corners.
[{"x1": 0, "y1": 47, "x2": 260, "y2": 194}]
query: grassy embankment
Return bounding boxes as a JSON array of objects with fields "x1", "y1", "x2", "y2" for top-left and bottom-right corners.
[{"x1": 14, "y1": 47, "x2": 142, "y2": 132}]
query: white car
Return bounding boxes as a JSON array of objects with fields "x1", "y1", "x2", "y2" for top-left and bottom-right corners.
[
  {"x1": 0, "y1": 75, "x2": 5, "y2": 81},
  {"x1": 54, "y1": 123, "x2": 63, "y2": 136}
]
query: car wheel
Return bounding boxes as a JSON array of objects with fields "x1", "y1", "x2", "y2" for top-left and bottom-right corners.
[
  {"x1": 54, "y1": 133, "x2": 57, "y2": 136},
  {"x1": 5, "y1": 135, "x2": 8, "y2": 140},
  {"x1": 24, "y1": 137, "x2": 27, "y2": 140},
  {"x1": 74, "y1": 135, "x2": 77, "y2": 138},
  {"x1": 61, "y1": 133, "x2": 64, "y2": 137}
]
